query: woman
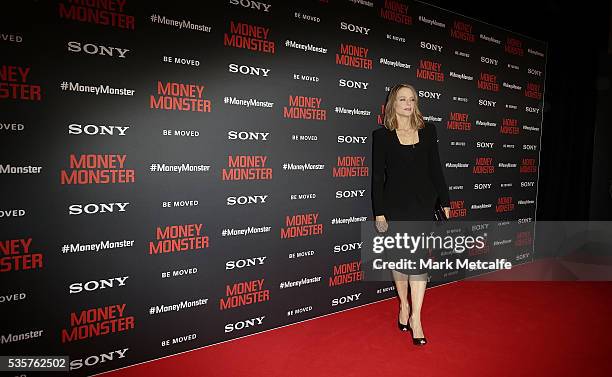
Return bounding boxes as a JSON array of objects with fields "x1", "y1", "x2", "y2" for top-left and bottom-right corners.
[{"x1": 371, "y1": 83, "x2": 450, "y2": 346}]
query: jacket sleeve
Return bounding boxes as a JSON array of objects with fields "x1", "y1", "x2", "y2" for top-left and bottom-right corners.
[
  {"x1": 371, "y1": 129, "x2": 386, "y2": 216},
  {"x1": 428, "y1": 123, "x2": 451, "y2": 207}
]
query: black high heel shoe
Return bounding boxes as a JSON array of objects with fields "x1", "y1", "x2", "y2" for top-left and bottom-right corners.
[
  {"x1": 408, "y1": 320, "x2": 427, "y2": 346},
  {"x1": 411, "y1": 334, "x2": 427, "y2": 346}
]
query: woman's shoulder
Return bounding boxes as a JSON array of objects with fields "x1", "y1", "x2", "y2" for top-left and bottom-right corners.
[
  {"x1": 422, "y1": 122, "x2": 438, "y2": 137},
  {"x1": 373, "y1": 126, "x2": 392, "y2": 134},
  {"x1": 373, "y1": 126, "x2": 392, "y2": 138}
]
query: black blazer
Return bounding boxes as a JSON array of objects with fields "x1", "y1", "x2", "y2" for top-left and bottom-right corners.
[{"x1": 371, "y1": 122, "x2": 450, "y2": 217}]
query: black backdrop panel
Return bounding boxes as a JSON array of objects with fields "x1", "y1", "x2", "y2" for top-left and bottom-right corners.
[{"x1": 0, "y1": 0, "x2": 545, "y2": 375}]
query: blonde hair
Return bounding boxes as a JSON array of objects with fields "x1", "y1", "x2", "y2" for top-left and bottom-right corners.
[{"x1": 383, "y1": 84, "x2": 425, "y2": 131}]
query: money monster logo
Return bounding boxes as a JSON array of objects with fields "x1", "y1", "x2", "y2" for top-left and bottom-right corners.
[
  {"x1": 58, "y1": 0, "x2": 135, "y2": 30},
  {"x1": 380, "y1": 0, "x2": 412, "y2": 25},
  {"x1": 220, "y1": 279, "x2": 270, "y2": 310},
  {"x1": 60, "y1": 154, "x2": 135, "y2": 185},
  {"x1": 473, "y1": 157, "x2": 495, "y2": 174},
  {"x1": 222, "y1": 156, "x2": 272, "y2": 181},
  {"x1": 449, "y1": 200, "x2": 467, "y2": 218},
  {"x1": 447, "y1": 112, "x2": 471, "y2": 131},
  {"x1": 224, "y1": 21, "x2": 275, "y2": 53},
  {"x1": 477, "y1": 73, "x2": 499, "y2": 92},
  {"x1": 495, "y1": 197, "x2": 515, "y2": 213},
  {"x1": 333, "y1": 156, "x2": 368, "y2": 177},
  {"x1": 281, "y1": 213, "x2": 323, "y2": 239},
  {"x1": 283, "y1": 95, "x2": 327, "y2": 120},
  {"x1": 0, "y1": 65, "x2": 42, "y2": 101},
  {"x1": 149, "y1": 224, "x2": 209, "y2": 255},
  {"x1": 61, "y1": 304, "x2": 135, "y2": 343},
  {"x1": 515, "y1": 231, "x2": 533, "y2": 247},
  {"x1": 329, "y1": 261, "x2": 363, "y2": 286},
  {"x1": 416, "y1": 60, "x2": 444, "y2": 82},
  {"x1": 524, "y1": 82, "x2": 542, "y2": 99},
  {"x1": 450, "y1": 21, "x2": 475, "y2": 42},
  {"x1": 335, "y1": 44, "x2": 372, "y2": 70},
  {"x1": 150, "y1": 81, "x2": 211, "y2": 112},
  {"x1": 500, "y1": 118, "x2": 519, "y2": 135},
  {"x1": 505, "y1": 37, "x2": 524, "y2": 56},
  {"x1": 1, "y1": 238, "x2": 43, "y2": 273},
  {"x1": 520, "y1": 158, "x2": 537, "y2": 173}
]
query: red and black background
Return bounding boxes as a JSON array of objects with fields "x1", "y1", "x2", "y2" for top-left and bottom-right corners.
[{"x1": 1, "y1": 0, "x2": 547, "y2": 375}]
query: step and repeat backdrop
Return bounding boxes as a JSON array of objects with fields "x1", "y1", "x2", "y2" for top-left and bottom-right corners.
[{"x1": 1, "y1": 0, "x2": 545, "y2": 375}]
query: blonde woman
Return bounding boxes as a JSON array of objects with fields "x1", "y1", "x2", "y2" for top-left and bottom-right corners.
[{"x1": 371, "y1": 83, "x2": 450, "y2": 345}]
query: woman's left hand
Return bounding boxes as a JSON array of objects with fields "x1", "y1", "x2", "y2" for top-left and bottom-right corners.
[{"x1": 443, "y1": 207, "x2": 450, "y2": 219}]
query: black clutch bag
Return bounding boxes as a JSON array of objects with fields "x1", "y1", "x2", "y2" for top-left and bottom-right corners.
[{"x1": 433, "y1": 199, "x2": 448, "y2": 221}]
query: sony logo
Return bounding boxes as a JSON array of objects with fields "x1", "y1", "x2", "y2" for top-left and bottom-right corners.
[
  {"x1": 418, "y1": 90, "x2": 441, "y2": 99},
  {"x1": 337, "y1": 135, "x2": 367, "y2": 144},
  {"x1": 69, "y1": 276, "x2": 129, "y2": 294},
  {"x1": 68, "y1": 202, "x2": 129, "y2": 215},
  {"x1": 67, "y1": 41, "x2": 129, "y2": 58},
  {"x1": 420, "y1": 41, "x2": 443, "y2": 52},
  {"x1": 335, "y1": 189, "x2": 366, "y2": 198},
  {"x1": 226, "y1": 256, "x2": 267, "y2": 270},
  {"x1": 228, "y1": 0, "x2": 271, "y2": 12},
  {"x1": 527, "y1": 68, "x2": 542, "y2": 76},
  {"x1": 340, "y1": 21, "x2": 370, "y2": 35},
  {"x1": 333, "y1": 242, "x2": 363, "y2": 253},
  {"x1": 70, "y1": 348, "x2": 129, "y2": 370},
  {"x1": 471, "y1": 223, "x2": 489, "y2": 231},
  {"x1": 480, "y1": 56, "x2": 498, "y2": 65},
  {"x1": 226, "y1": 195, "x2": 268, "y2": 206},
  {"x1": 68, "y1": 123, "x2": 129, "y2": 136},
  {"x1": 228, "y1": 130, "x2": 270, "y2": 141},
  {"x1": 228, "y1": 63, "x2": 270, "y2": 77},
  {"x1": 332, "y1": 293, "x2": 361, "y2": 306},
  {"x1": 338, "y1": 79, "x2": 369, "y2": 90},
  {"x1": 225, "y1": 316, "x2": 265, "y2": 333},
  {"x1": 478, "y1": 99, "x2": 496, "y2": 107}
]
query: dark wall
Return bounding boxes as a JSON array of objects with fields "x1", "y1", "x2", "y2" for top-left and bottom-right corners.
[
  {"x1": 589, "y1": 11, "x2": 612, "y2": 220},
  {"x1": 425, "y1": 0, "x2": 612, "y2": 219},
  {"x1": 2, "y1": 0, "x2": 549, "y2": 376}
]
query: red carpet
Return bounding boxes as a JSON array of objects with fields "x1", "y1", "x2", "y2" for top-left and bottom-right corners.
[{"x1": 101, "y1": 271, "x2": 612, "y2": 377}]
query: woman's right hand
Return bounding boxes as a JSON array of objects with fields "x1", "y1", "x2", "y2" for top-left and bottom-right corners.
[{"x1": 375, "y1": 215, "x2": 388, "y2": 233}]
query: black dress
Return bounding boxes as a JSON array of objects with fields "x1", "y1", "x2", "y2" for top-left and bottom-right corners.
[{"x1": 371, "y1": 122, "x2": 450, "y2": 275}]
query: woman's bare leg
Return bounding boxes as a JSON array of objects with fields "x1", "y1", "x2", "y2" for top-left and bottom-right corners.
[
  {"x1": 408, "y1": 273, "x2": 428, "y2": 338},
  {"x1": 392, "y1": 270, "x2": 410, "y2": 325}
]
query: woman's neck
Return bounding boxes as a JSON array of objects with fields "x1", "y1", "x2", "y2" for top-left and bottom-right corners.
[{"x1": 396, "y1": 116, "x2": 411, "y2": 130}]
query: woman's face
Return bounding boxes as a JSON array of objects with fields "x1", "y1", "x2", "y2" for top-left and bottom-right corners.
[{"x1": 394, "y1": 87, "x2": 416, "y2": 118}]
